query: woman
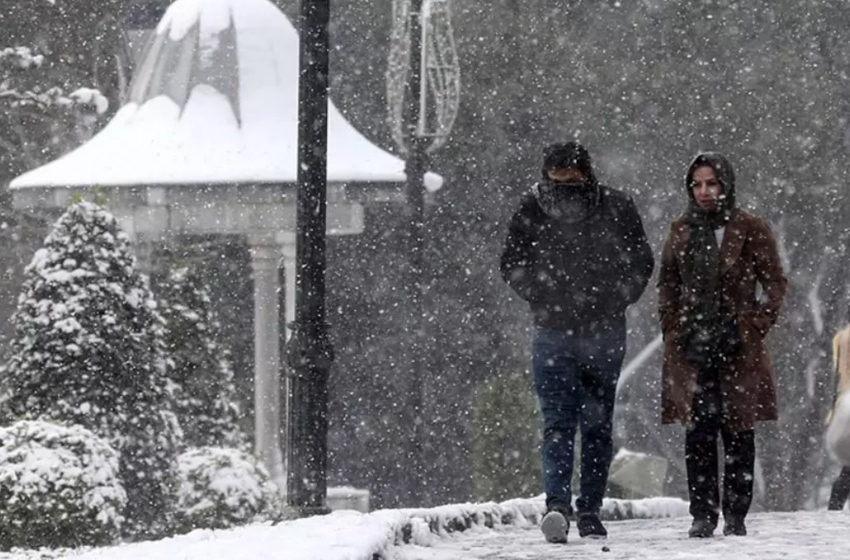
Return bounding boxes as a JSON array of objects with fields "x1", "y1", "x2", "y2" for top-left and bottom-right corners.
[
  {"x1": 657, "y1": 153, "x2": 787, "y2": 538},
  {"x1": 827, "y1": 318, "x2": 850, "y2": 510}
]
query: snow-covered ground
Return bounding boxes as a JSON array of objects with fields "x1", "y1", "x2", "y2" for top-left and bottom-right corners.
[
  {"x1": 401, "y1": 511, "x2": 850, "y2": 560},
  {"x1": 0, "y1": 497, "x2": 844, "y2": 560},
  {"x1": 0, "y1": 496, "x2": 679, "y2": 560}
]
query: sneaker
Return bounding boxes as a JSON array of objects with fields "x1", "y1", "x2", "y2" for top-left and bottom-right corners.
[
  {"x1": 577, "y1": 514, "x2": 608, "y2": 539},
  {"x1": 723, "y1": 516, "x2": 747, "y2": 536},
  {"x1": 688, "y1": 517, "x2": 717, "y2": 538},
  {"x1": 541, "y1": 509, "x2": 569, "y2": 544}
]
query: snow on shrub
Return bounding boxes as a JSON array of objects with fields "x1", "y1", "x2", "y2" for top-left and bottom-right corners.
[
  {"x1": 2, "y1": 201, "x2": 182, "y2": 539},
  {"x1": 175, "y1": 447, "x2": 280, "y2": 532},
  {"x1": 0, "y1": 420, "x2": 126, "y2": 550}
]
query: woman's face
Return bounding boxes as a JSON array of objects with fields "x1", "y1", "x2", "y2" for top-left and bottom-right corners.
[{"x1": 691, "y1": 166, "x2": 723, "y2": 209}]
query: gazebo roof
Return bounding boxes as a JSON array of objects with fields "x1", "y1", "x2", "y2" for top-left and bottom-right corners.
[{"x1": 11, "y1": 0, "x2": 442, "y2": 191}]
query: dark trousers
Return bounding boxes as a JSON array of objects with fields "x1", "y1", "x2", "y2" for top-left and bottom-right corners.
[
  {"x1": 532, "y1": 324, "x2": 626, "y2": 517},
  {"x1": 685, "y1": 367, "x2": 755, "y2": 522},
  {"x1": 828, "y1": 467, "x2": 850, "y2": 510}
]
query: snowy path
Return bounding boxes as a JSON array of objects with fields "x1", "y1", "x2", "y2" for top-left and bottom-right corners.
[{"x1": 399, "y1": 511, "x2": 850, "y2": 560}]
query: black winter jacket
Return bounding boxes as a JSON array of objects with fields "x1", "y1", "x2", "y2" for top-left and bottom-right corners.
[{"x1": 500, "y1": 184, "x2": 654, "y2": 330}]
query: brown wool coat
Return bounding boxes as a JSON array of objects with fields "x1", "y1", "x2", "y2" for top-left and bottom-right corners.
[{"x1": 658, "y1": 209, "x2": 788, "y2": 432}]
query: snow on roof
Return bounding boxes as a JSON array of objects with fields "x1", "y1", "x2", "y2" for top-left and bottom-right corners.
[{"x1": 11, "y1": 0, "x2": 442, "y2": 192}]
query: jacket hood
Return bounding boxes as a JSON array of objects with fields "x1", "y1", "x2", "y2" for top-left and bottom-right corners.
[
  {"x1": 685, "y1": 152, "x2": 736, "y2": 210},
  {"x1": 541, "y1": 141, "x2": 598, "y2": 187}
]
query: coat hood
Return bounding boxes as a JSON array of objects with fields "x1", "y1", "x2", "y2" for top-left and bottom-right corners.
[{"x1": 685, "y1": 152, "x2": 736, "y2": 210}]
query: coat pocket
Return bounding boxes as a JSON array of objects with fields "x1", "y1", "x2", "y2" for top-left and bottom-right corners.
[{"x1": 738, "y1": 310, "x2": 768, "y2": 340}]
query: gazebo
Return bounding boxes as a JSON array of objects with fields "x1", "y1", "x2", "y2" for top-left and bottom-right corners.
[{"x1": 10, "y1": 0, "x2": 442, "y2": 493}]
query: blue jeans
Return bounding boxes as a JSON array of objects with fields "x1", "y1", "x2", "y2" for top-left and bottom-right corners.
[{"x1": 532, "y1": 323, "x2": 626, "y2": 516}]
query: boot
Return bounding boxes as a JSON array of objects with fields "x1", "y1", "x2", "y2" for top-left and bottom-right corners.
[
  {"x1": 723, "y1": 515, "x2": 747, "y2": 536},
  {"x1": 576, "y1": 514, "x2": 607, "y2": 539},
  {"x1": 688, "y1": 517, "x2": 717, "y2": 538},
  {"x1": 540, "y1": 508, "x2": 569, "y2": 544}
]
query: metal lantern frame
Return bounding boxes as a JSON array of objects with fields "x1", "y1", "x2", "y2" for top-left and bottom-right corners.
[{"x1": 387, "y1": 0, "x2": 460, "y2": 155}]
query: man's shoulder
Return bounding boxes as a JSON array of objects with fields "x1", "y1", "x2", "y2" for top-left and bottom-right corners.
[
  {"x1": 599, "y1": 185, "x2": 641, "y2": 225},
  {"x1": 599, "y1": 184, "x2": 635, "y2": 206},
  {"x1": 510, "y1": 184, "x2": 544, "y2": 222}
]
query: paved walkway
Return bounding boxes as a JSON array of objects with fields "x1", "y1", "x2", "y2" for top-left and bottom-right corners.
[{"x1": 399, "y1": 511, "x2": 850, "y2": 560}]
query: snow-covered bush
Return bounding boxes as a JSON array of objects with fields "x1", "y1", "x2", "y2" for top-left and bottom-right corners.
[
  {"x1": 0, "y1": 420, "x2": 126, "y2": 550},
  {"x1": 0, "y1": 45, "x2": 108, "y2": 184},
  {"x1": 175, "y1": 447, "x2": 280, "y2": 533},
  {"x1": 1, "y1": 201, "x2": 182, "y2": 539},
  {"x1": 155, "y1": 266, "x2": 246, "y2": 450},
  {"x1": 0, "y1": 47, "x2": 108, "y2": 113}
]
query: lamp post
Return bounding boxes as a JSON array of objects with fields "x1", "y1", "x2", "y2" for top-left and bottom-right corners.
[
  {"x1": 387, "y1": 0, "x2": 459, "y2": 507},
  {"x1": 285, "y1": 0, "x2": 333, "y2": 516},
  {"x1": 403, "y1": 0, "x2": 428, "y2": 507}
]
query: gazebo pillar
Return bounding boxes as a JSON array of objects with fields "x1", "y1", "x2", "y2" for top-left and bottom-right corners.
[
  {"x1": 248, "y1": 235, "x2": 286, "y2": 490},
  {"x1": 281, "y1": 236, "x2": 297, "y2": 341}
]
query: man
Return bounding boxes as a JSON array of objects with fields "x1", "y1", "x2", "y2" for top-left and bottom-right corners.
[
  {"x1": 657, "y1": 153, "x2": 787, "y2": 538},
  {"x1": 500, "y1": 141, "x2": 654, "y2": 544}
]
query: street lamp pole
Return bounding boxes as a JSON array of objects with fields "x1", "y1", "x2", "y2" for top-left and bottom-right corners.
[
  {"x1": 388, "y1": 0, "x2": 459, "y2": 507},
  {"x1": 404, "y1": 0, "x2": 429, "y2": 506},
  {"x1": 286, "y1": 0, "x2": 333, "y2": 516}
]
